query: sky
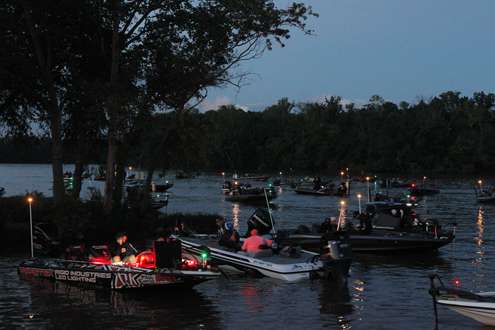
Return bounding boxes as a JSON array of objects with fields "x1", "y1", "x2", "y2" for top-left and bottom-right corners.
[{"x1": 200, "y1": 0, "x2": 495, "y2": 111}]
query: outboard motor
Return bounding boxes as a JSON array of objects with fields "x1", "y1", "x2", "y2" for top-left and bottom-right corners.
[
  {"x1": 320, "y1": 231, "x2": 352, "y2": 260},
  {"x1": 318, "y1": 231, "x2": 352, "y2": 282}
]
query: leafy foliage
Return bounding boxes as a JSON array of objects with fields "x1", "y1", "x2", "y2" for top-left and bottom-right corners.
[{"x1": 131, "y1": 92, "x2": 495, "y2": 174}]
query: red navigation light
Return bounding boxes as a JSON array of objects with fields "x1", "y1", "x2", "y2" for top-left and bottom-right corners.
[
  {"x1": 135, "y1": 250, "x2": 156, "y2": 269},
  {"x1": 181, "y1": 257, "x2": 199, "y2": 270},
  {"x1": 452, "y1": 277, "x2": 461, "y2": 288},
  {"x1": 411, "y1": 183, "x2": 416, "y2": 188},
  {"x1": 89, "y1": 256, "x2": 112, "y2": 265}
]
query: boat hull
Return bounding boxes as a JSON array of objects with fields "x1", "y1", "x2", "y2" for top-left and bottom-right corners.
[
  {"x1": 18, "y1": 259, "x2": 219, "y2": 290},
  {"x1": 478, "y1": 197, "x2": 495, "y2": 204},
  {"x1": 294, "y1": 188, "x2": 333, "y2": 196},
  {"x1": 408, "y1": 188, "x2": 440, "y2": 196},
  {"x1": 284, "y1": 233, "x2": 453, "y2": 253},
  {"x1": 438, "y1": 299, "x2": 495, "y2": 326},
  {"x1": 180, "y1": 238, "x2": 349, "y2": 282}
]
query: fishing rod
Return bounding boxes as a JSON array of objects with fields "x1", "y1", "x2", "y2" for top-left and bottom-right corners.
[{"x1": 263, "y1": 188, "x2": 276, "y2": 234}]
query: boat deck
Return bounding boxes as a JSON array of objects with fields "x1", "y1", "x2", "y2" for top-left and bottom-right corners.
[{"x1": 183, "y1": 236, "x2": 316, "y2": 265}]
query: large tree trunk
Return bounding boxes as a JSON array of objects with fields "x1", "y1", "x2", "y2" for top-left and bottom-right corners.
[
  {"x1": 48, "y1": 98, "x2": 65, "y2": 204},
  {"x1": 113, "y1": 143, "x2": 127, "y2": 207},
  {"x1": 104, "y1": 135, "x2": 117, "y2": 211},
  {"x1": 104, "y1": 0, "x2": 122, "y2": 213},
  {"x1": 72, "y1": 157, "x2": 84, "y2": 199},
  {"x1": 21, "y1": 1, "x2": 65, "y2": 205},
  {"x1": 145, "y1": 167, "x2": 155, "y2": 194}
]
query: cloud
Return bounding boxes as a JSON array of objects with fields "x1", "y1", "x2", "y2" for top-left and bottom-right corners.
[
  {"x1": 198, "y1": 96, "x2": 250, "y2": 112},
  {"x1": 314, "y1": 94, "x2": 366, "y2": 107},
  {"x1": 199, "y1": 96, "x2": 231, "y2": 111}
]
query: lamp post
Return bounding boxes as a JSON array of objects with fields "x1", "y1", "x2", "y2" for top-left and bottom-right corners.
[
  {"x1": 337, "y1": 200, "x2": 346, "y2": 231},
  {"x1": 27, "y1": 196, "x2": 34, "y2": 258},
  {"x1": 357, "y1": 193, "x2": 362, "y2": 214},
  {"x1": 366, "y1": 176, "x2": 371, "y2": 202},
  {"x1": 478, "y1": 179, "x2": 483, "y2": 191}
]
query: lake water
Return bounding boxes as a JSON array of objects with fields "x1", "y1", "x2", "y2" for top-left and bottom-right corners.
[{"x1": 0, "y1": 164, "x2": 494, "y2": 329}]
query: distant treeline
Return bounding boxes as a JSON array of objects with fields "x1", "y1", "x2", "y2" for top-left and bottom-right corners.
[
  {"x1": 0, "y1": 137, "x2": 105, "y2": 164},
  {"x1": 131, "y1": 91, "x2": 495, "y2": 175},
  {"x1": 2, "y1": 91, "x2": 495, "y2": 174}
]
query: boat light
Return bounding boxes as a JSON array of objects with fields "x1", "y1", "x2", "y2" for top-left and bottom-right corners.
[
  {"x1": 183, "y1": 258, "x2": 198, "y2": 269},
  {"x1": 89, "y1": 256, "x2": 112, "y2": 265},
  {"x1": 200, "y1": 250, "x2": 210, "y2": 260},
  {"x1": 135, "y1": 250, "x2": 156, "y2": 269},
  {"x1": 452, "y1": 277, "x2": 461, "y2": 288},
  {"x1": 478, "y1": 180, "x2": 483, "y2": 185}
]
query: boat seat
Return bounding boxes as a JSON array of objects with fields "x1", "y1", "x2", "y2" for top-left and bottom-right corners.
[
  {"x1": 155, "y1": 240, "x2": 181, "y2": 268},
  {"x1": 252, "y1": 249, "x2": 273, "y2": 258}
]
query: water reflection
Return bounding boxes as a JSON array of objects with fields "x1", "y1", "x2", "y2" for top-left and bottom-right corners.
[
  {"x1": 473, "y1": 206, "x2": 485, "y2": 289},
  {"x1": 353, "y1": 253, "x2": 452, "y2": 271},
  {"x1": 338, "y1": 200, "x2": 347, "y2": 230},
  {"x1": 239, "y1": 281, "x2": 264, "y2": 313},
  {"x1": 232, "y1": 203, "x2": 241, "y2": 230},
  {"x1": 319, "y1": 282, "x2": 354, "y2": 329},
  {"x1": 19, "y1": 278, "x2": 221, "y2": 329},
  {"x1": 474, "y1": 206, "x2": 484, "y2": 248}
]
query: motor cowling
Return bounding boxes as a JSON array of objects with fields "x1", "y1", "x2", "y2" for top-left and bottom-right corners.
[{"x1": 320, "y1": 231, "x2": 352, "y2": 260}]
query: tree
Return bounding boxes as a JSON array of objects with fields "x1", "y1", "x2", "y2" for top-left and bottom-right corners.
[
  {"x1": 0, "y1": 1, "x2": 101, "y2": 205},
  {"x1": 99, "y1": 0, "x2": 316, "y2": 212}
]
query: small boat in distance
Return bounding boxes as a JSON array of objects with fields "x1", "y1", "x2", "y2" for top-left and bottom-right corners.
[
  {"x1": 234, "y1": 174, "x2": 270, "y2": 182},
  {"x1": 477, "y1": 192, "x2": 495, "y2": 204},
  {"x1": 429, "y1": 274, "x2": 495, "y2": 327},
  {"x1": 223, "y1": 181, "x2": 277, "y2": 204},
  {"x1": 408, "y1": 181, "x2": 440, "y2": 196},
  {"x1": 176, "y1": 170, "x2": 195, "y2": 179},
  {"x1": 294, "y1": 175, "x2": 348, "y2": 197},
  {"x1": 294, "y1": 183, "x2": 335, "y2": 196},
  {"x1": 474, "y1": 182, "x2": 495, "y2": 204}
]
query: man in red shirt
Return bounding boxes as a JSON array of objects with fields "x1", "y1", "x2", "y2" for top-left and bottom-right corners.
[{"x1": 241, "y1": 229, "x2": 272, "y2": 255}]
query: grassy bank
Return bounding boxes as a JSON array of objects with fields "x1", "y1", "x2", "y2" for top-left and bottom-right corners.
[{"x1": 0, "y1": 194, "x2": 219, "y2": 255}]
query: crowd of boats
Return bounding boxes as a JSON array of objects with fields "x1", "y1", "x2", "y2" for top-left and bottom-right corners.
[{"x1": 11, "y1": 171, "x2": 495, "y2": 327}]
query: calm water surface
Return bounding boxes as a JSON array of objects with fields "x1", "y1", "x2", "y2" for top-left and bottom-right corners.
[{"x1": 1, "y1": 164, "x2": 494, "y2": 329}]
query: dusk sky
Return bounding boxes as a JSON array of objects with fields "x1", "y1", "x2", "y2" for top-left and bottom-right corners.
[{"x1": 201, "y1": 0, "x2": 495, "y2": 111}]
